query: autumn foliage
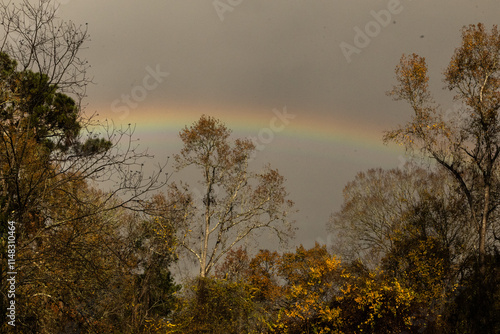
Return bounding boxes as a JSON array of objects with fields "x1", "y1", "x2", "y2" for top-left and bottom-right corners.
[{"x1": 1, "y1": 2, "x2": 499, "y2": 332}]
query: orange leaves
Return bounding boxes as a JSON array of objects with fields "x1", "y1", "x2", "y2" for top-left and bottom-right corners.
[
  {"x1": 388, "y1": 53, "x2": 431, "y2": 107},
  {"x1": 445, "y1": 24, "x2": 500, "y2": 89},
  {"x1": 214, "y1": 246, "x2": 252, "y2": 281},
  {"x1": 444, "y1": 24, "x2": 500, "y2": 117},
  {"x1": 172, "y1": 241, "x2": 454, "y2": 333},
  {"x1": 176, "y1": 115, "x2": 257, "y2": 177},
  {"x1": 248, "y1": 249, "x2": 282, "y2": 302},
  {"x1": 398, "y1": 53, "x2": 429, "y2": 87},
  {"x1": 279, "y1": 243, "x2": 341, "y2": 290}
]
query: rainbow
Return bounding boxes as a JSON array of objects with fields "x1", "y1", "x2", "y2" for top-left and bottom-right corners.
[{"x1": 93, "y1": 104, "x2": 405, "y2": 161}]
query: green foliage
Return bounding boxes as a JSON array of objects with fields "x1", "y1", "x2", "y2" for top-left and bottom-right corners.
[
  {"x1": 0, "y1": 51, "x2": 110, "y2": 155},
  {"x1": 78, "y1": 137, "x2": 113, "y2": 155}
]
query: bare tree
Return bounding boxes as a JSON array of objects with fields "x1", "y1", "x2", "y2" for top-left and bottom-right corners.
[
  {"x1": 328, "y1": 164, "x2": 474, "y2": 270},
  {"x1": 1, "y1": 0, "x2": 90, "y2": 102}
]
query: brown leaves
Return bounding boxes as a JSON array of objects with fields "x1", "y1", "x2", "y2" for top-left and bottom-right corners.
[
  {"x1": 176, "y1": 114, "x2": 232, "y2": 169},
  {"x1": 384, "y1": 53, "x2": 442, "y2": 151}
]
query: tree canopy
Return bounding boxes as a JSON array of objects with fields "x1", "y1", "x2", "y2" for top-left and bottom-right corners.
[{"x1": 1, "y1": 2, "x2": 498, "y2": 332}]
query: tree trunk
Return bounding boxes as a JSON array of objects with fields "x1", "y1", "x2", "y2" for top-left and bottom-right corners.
[
  {"x1": 200, "y1": 211, "x2": 210, "y2": 278},
  {"x1": 200, "y1": 177, "x2": 213, "y2": 278},
  {"x1": 479, "y1": 183, "x2": 489, "y2": 274}
]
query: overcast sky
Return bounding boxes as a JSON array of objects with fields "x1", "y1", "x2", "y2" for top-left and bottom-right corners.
[{"x1": 56, "y1": 0, "x2": 499, "y2": 252}]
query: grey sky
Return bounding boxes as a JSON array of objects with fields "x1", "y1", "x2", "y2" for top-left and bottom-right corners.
[{"x1": 56, "y1": 0, "x2": 499, "y2": 251}]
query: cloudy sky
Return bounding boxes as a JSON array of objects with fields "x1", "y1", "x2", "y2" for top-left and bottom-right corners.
[{"x1": 57, "y1": 0, "x2": 498, "y2": 251}]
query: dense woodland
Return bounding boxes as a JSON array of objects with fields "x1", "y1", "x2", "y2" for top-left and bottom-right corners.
[{"x1": 1, "y1": 1, "x2": 499, "y2": 333}]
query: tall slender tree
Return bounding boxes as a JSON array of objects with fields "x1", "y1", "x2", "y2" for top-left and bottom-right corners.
[{"x1": 169, "y1": 115, "x2": 295, "y2": 278}]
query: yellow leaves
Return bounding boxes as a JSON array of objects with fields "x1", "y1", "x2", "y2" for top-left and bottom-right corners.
[
  {"x1": 318, "y1": 305, "x2": 343, "y2": 332},
  {"x1": 445, "y1": 24, "x2": 500, "y2": 90},
  {"x1": 391, "y1": 53, "x2": 430, "y2": 99},
  {"x1": 340, "y1": 282, "x2": 352, "y2": 295},
  {"x1": 426, "y1": 124, "x2": 434, "y2": 129},
  {"x1": 268, "y1": 244, "x2": 345, "y2": 333},
  {"x1": 144, "y1": 317, "x2": 176, "y2": 333},
  {"x1": 336, "y1": 268, "x2": 420, "y2": 332}
]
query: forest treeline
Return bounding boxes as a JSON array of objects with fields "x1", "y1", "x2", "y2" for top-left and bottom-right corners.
[{"x1": 1, "y1": 1, "x2": 499, "y2": 333}]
